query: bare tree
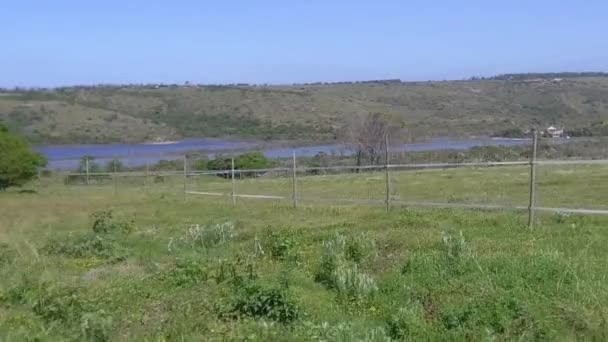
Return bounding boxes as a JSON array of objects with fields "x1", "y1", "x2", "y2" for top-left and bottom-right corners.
[{"x1": 341, "y1": 112, "x2": 403, "y2": 170}]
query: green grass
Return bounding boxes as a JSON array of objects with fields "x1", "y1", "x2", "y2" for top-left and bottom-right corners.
[{"x1": 1, "y1": 165, "x2": 608, "y2": 340}]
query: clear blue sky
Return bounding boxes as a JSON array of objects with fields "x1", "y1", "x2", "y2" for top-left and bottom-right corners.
[{"x1": 2, "y1": 0, "x2": 607, "y2": 87}]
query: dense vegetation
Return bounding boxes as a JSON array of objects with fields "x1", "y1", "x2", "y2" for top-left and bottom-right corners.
[
  {"x1": 0, "y1": 122, "x2": 46, "y2": 190},
  {"x1": 2, "y1": 74, "x2": 608, "y2": 144}
]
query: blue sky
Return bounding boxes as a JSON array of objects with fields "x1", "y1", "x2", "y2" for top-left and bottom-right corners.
[{"x1": 2, "y1": 0, "x2": 607, "y2": 86}]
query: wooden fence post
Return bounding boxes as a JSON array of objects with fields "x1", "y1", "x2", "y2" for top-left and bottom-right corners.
[
  {"x1": 183, "y1": 155, "x2": 187, "y2": 200},
  {"x1": 528, "y1": 129, "x2": 539, "y2": 229},
  {"x1": 85, "y1": 157, "x2": 89, "y2": 185},
  {"x1": 292, "y1": 151, "x2": 297, "y2": 208},
  {"x1": 385, "y1": 134, "x2": 391, "y2": 212},
  {"x1": 113, "y1": 159, "x2": 117, "y2": 196},
  {"x1": 144, "y1": 162, "x2": 149, "y2": 192},
  {"x1": 231, "y1": 157, "x2": 236, "y2": 205}
]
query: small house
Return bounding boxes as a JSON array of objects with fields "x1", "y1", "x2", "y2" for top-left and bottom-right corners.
[{"x1": 545, "y1": 126, "x2": 564, "y2": 138}]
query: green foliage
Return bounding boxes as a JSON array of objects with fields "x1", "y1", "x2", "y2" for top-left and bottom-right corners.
[
  {"x1": 105, "y1": 158, "x2": 124, "y2": 172},
  {"x1": 32, "y1": 285, "x2": 86, "y2": 323},
  {"x1": 42, "y1": 234, "x2": 126, "y2": 261},
  {"x1": 332, "y1": 264, "x2": 378, "y2": 305},
  {"x1": 208, "y1": 152, "x2": 274, "y2": 177},
  {"x1": 190, "y1": 156, "x2": 209, "y2": 170},
  {"x1": 163, "y1": 258, "x2": 209, "y2": 287},
  {"x1": 385, "y1": 305, "x2": 429, "y2": 340},
  {"x1": 90, "y1": 210, "x2": 134, "y2": 234},
  {"x1": 79, "y1": 310, "x2": 113, "y2": 342},
  {"x1": 152, "y1": 159, "x2": 181, "y2": 171},
  {"x1": 0, "y1": 122, "x2": 47, "y2": 190},
  {"x1": 262, "y1": 229, "x2": 302, "y2": 262},
  {"x1": 219, "y1": 281, "x2": 301, "y2": 325},
  {"x1": 235, "y1": 151, "x2": 272, "y2": 170},
  {"x1": 314, "y1": 233, "x2": 378, "y2": 306}
]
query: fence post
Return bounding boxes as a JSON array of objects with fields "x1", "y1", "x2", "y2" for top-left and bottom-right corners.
[
  {"x1": 292, "y1": 151, "x2": 297, "y2": 208},
  {"x1": 85, "y1": 157, "x2": 89, "y2": 185},
  {"x1": 231, "y1": 157, "x2": 236, "y2": 205},
  {"x1": 113, "y1": 159, "x2": 117, "y2": 196},
  {"x1": 144, "y1": 162, "x2": 149, "y2": 192},
  {"x1": 385, "y1": 134, "x2": 391, "y2": 212},
  {"x1": 527, "y1": 129, "x2": 538, "y2": 229},
  {"x1": 183, "y1": 155, "x2": 187, "y2": 201}
]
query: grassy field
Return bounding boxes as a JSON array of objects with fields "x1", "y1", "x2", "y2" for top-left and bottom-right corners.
[
  {"x1": 1, "y1": 165, "x2": 608, "y2": 340},
  {"x1": 2, "y1": 75, "x2": 608, "y2": 144}
]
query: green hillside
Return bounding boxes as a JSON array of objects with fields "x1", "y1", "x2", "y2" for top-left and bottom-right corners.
[{"x1": 2, "y1": 74, "x2": 608, "y2": 144}]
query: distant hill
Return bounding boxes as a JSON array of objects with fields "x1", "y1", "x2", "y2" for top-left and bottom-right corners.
[{"x1": 1, "y1": 74, "x2": 608, "y2": 144}]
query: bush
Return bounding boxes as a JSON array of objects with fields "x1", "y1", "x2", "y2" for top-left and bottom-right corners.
[
  {"x1": 220, "y1": 282, "x2": 300, "y2": 325},
  {"x1": 90, "y1": 210, "x2": 134, "y2": 234},
  {"x1": 0, "y1": 122, "x2": 47, "y2": 190},
  {"x1": 262, "y1": 229, "x2": 302, "y2": 263},
  {"x1": 163, "y1": 258, "x2": 209, "y2": 287},
  {"x1": 385, "y1": 305, "x2": 428, "y2": 340}
]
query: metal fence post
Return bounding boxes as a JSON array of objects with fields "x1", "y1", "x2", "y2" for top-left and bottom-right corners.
[
  {"x1": 231, "y1": 157, "x2": 236, "y2": 205},
  {"x1": 292, "y1": 151, "x2": 297, "y2": 208},
  {"x1": 385, "y1": 134, "x2": 391, "y2": 212},
  {"x1": 527, "y1": 130, "x2": 539, "y2": 228},
  {"x1": 85, "y1": 157, "x2": 89, "y2": 185}
]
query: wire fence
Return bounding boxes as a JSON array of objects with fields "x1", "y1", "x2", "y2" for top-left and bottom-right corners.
[{"x1": 31, "y1": 132, "x2": 608, "y2": 228}]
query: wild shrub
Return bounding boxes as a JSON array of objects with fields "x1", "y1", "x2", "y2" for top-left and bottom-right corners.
[
  {"x1": 80, "y1": 310, "x2": 112, "y2": 342},
  {"x1": 164, "y1": 258, "x2": 209, "y2": 287},
  {"x1": 32, "y1": 286, "x2": 86, "y2": 323},
  {"x1": 4, "y1": 279, "x2": 113, "y2": 341},
  {"x1": 90, "y1": 210, "x2": 134, "y2": 235},
  {"x1": 262, "y1": 229, "x2": 302, "y2": 262},
  {"x1": 344, "y1": 233, "x2": 376, "y2": 264},
  {"x1": 42, "y1": 234, "x2": 126, "y2": 261},
  {"x1": 219, "y1": 282, "x2": 300, "y2": 325},
  {"x1": 385, "y1": 305, "x2": 429, "y2": 340}
]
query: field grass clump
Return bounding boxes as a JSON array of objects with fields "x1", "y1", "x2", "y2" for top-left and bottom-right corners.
[
  {"x1": 216, "y1": 263, "x2": 301, "y2": 325},
  {"x1": 314, "y1": 232, "x2": 379, "y2": 307},
  {"x1": 168, "y1": 222, "x2": 236, "y2": 252},
  {"x1": 0, "y1": 242, "x2": 16, "y2": 265},
  {"x1": 261, "y1": 228, "x2": 302, "y2": 263},
  {"x1": 90, "y1": 210, "x2": 134, "y2": 235},
  {"x1": 42, "y1": 234, "x2": 126, "y2": 261},
  {"x1": 161, "y1": 257, "x2": 209, "y2": 287}
]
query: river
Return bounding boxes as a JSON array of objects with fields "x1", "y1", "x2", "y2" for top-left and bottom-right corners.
[{"x1": 35, "y1": 137, "x2": 531, "y2": 169}]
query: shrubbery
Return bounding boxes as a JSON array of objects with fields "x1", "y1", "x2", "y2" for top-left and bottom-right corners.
[{"x1": 0, "y1": 122, "x2": 47, "y2": 190}]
